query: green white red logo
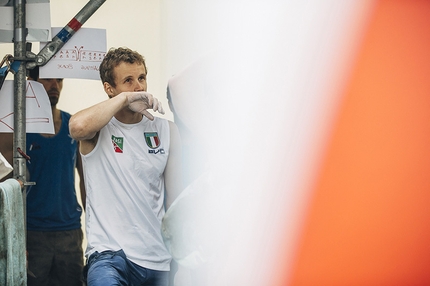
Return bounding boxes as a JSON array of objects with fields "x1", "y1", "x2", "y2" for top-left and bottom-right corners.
[
  {"x1": 144, "y1": 132, "x2": 160, "y2": 149},
  {"x1": 112, "y1": 135, "x2": 124, "y2": 153}
]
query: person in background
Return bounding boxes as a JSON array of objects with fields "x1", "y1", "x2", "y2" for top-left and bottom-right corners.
[
  {"x1": 69, "y1": 47, "x2": 183, "y2": 286},
  {"x1": 24, "y1": 67, "x2": 86, "y2": 286}
]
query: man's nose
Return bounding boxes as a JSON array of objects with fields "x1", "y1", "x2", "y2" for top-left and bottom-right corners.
[
  {"x1": 133, "y1": 80, "x2": 145, "y2": 91},
  {"x1": 48, "y1": 79, "x2": 60, "y2": 89}
]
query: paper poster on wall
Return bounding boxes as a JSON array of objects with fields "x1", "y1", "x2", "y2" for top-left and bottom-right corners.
[
  {"x1": 0, "y1": 1, "x2": 51, "y2": 43},
  {"x1": 0, "y1": 80, "x2": 54, "y2": 134},
  {"x1": 38, "y1": 27, "x2": 107, "y2": 80}
]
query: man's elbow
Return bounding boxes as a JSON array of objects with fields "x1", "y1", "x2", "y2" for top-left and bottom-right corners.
[{"x1": 69, "y1": 117, "x2": 88, "y2": 141}]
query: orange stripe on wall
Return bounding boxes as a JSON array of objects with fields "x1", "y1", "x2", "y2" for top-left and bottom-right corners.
[{"x1": 284, "y1": 1, "x2": 430, "y2": 285}]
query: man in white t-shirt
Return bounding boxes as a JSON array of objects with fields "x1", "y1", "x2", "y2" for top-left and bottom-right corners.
[{"x1": 69, "y1": 47, "x2": 183, "y2": 286}]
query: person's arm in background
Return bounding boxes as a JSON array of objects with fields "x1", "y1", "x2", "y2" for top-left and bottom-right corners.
[
  {"x1": 0, "y1": 133, "x2": 14, "y2": 182},
  {"x1": 76, "y1": 142, "x2": 86, "y2": 211},
  {"x1": 164, "y1": 121, "x2": 183, "y2": 210}
]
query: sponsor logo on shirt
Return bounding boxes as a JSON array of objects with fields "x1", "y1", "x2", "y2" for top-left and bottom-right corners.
[
  {"x1": 111, "y1": 135, "x2": 124, "y2": 153},
  {"x1": 145, "y1": 132, "x2": 165, "y2": 154},
  {"x1": 145, "y1": 132, "x2": 160, "y2": 148}
]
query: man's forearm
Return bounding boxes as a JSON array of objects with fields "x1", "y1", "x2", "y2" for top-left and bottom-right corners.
[{"x1": 69, "y1": 94, "x2": 127, "y2": 141}]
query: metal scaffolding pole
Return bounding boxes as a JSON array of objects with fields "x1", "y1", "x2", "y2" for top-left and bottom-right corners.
[
  {"x1": 6, "y1": 1, "x2": 106, "y2": 284},
  {"x1": 10, "y1": 0, "x2": 110, "y2": 201},
  {"x1": 13, "y1": 0, "x2": 27, "y2": 183},
  {"x1": 14, "y1": 1, "x2": 109, "y2": 182},
  {"x1": 11, "y1": 0, "x2": 28, "y2": 284}
]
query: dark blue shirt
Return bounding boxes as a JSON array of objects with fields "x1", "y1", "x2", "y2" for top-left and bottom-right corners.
[{"x1": 26, "y1": 111, "x2": 82, "y2": 231}]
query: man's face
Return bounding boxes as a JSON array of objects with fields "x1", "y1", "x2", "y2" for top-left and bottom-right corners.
[
  {"x1": 38, "y1": 78, "x2": 63, "y2": 106},
  {"x1": 107, "y1": 62, "x2": 147, "y2": 96}
]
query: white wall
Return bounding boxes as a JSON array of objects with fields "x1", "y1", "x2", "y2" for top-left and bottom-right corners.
[{"x1": 1, "y1": 0, "x2": 170, "y2": 120}]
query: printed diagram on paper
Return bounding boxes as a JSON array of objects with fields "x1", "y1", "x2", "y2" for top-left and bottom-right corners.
[
  {"x1": 39, "y1": 27, "x2": 107, "y2": 80},
  {"x1": 0, "y1": 80, "x2": 54, "y2": 134},
  {"x1": 53, "y1": 46, "x2": 105, "y2": 62}
]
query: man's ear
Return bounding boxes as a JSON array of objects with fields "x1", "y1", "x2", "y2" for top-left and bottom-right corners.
[{"x1": 104, "y1": 82, "x2": 114, "y2": 98}]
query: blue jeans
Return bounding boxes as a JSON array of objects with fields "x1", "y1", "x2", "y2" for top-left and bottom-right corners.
[{"x1": 85, "y1": 250, "x2": 169, "y2": 286}]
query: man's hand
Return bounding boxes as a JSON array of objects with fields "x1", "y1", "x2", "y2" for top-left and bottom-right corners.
[{"x1": 125, "y1": 92, "x2": 165, "y2": 120}]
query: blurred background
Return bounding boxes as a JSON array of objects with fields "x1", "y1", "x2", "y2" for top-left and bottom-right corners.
[{"x1": 1, "y1": 0, "x2": 430, "y2": 285}]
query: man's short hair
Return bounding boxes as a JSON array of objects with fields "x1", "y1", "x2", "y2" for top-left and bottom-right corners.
[{"x1": 99, "y1": 47, "x2": 147, "y2": 87}]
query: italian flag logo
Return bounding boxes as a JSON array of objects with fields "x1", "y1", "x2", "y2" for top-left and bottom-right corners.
[
  {"x1": 111, "y1": 135, "x2": 124, "y2": 153},
  {"x1": 145, "y1": 132, "x2": 160, "y2": 149}
]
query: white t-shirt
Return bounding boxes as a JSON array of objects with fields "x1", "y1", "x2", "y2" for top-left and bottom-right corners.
[{"x1": 82, "y1": 116, "x2": 171, "y2": 271}]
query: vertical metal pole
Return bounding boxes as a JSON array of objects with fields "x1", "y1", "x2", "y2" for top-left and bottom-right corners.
[
  {"x1": 12, "y1": 0, "x2": 27, "y2": 284},
  {"x1": 13, "y1": 1, "x2": 27, "y2": 182}
]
